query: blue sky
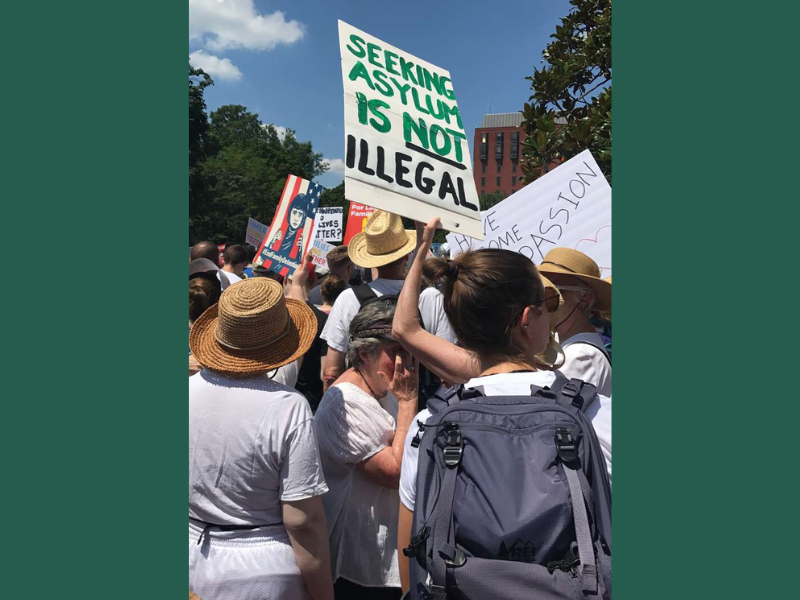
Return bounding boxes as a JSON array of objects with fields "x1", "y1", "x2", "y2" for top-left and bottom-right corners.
[{"x1": 189, "y1": 0, "x2": 573, "y2": 190}]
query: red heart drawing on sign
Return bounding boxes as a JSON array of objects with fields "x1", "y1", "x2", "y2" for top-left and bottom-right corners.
[{"x1": 575, "y1": 225, "x2": 611, "y2": 277}]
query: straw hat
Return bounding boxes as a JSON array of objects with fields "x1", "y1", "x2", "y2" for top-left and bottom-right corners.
[
  {"x1": 189, "y1": 278, "x2": 316, "y2": 378},
  {"x1": 537, "y1": 248, "x2": 611, "y2": 313},
  {"x1": 348, "y1": 210, "x2": 417, "y2": 268}
]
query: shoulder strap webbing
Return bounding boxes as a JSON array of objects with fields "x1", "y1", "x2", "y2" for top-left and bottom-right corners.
[
  {"x1": 564, "y1": 464, "x2": 598, "y2": 594},
  {"x1": 353, "y1": 283, "x2": 378, "y2": 307},
  {"x1": 551, "y1": 378, "x2": 598, "y2": 413}
]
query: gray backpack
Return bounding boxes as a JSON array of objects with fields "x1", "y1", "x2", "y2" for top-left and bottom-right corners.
[{"x1": 403, "y1": 376, "x2": 612, "y2": 599}]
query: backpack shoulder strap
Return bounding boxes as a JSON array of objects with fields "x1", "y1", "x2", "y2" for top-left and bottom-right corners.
[
  {"x1": 425, "y1": 384, "x2": 466, "y2": 415},
  {"x1": 551, "y1": 377, "x2": 598, "y2": 413},
  {"x1": 353, "y1": 283, "x2": 378, "y2": 307}
]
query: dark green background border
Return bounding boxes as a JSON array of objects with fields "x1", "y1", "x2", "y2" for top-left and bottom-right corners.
[{"x1": 3, "y1": 1, "x2": 797, "y2": 597}]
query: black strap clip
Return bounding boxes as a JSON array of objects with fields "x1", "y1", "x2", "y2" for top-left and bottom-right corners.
[
  {"x1": 439, "y1": 543, "x2": 467, "y2": 567},
  {"x1": 555, "y1": 428, "x2": 579, "y2": 465},
  {"x1": 443, "y1": 424, "x2": 463, "y2": 468},
  {"x1": 403, "y1": 525, "x2": 430, "y2": 557}
]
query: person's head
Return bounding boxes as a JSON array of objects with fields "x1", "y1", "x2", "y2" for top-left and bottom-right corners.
[
  {"x1": 222, "y1": 244, "x2": 248, "y2": 276},
  {"x1": 346, "y1": 298, "x2": 402, "y2": 397},
  {"x1": 191, "y1": 241, "x2": 221, "y2": 267},
  {"x1": 321, "y1": 274, "x2": 347, "y2": 306},
  {"x1": 190, "y1": 277, "x2": 221, "y2": 324},
  {"x1": 421, "y1": 257, "x2": 441, "y2": 289},
  {"x1": 536, "y1": 248, "x2": 611, "y2": 336},
  {"x1": 431, "y1": 249, "x2": 553, "y2": 367},
  {"x1": 244, "y1": 244, "x2": 257, "y2": 266},
  {"x1": 326, "y1": 245, "x2": 355, "y2": 280},
  {"x1": 347, "y1": 210, "x2": 416, "y2": 276},
  {"x1": 288, "y1": 193, "x2": 309, "y2": 229}
]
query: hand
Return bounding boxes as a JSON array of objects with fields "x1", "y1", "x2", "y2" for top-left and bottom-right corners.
[
  {"x1": 291, "y1": 254, "x2": 311, "y2": 287},
  {"x1": 379, "y1": 349, "x2": 418, "y2": 404},
  {"x1": 422, "y1": 217, "x2": 441, "y2": 245}
]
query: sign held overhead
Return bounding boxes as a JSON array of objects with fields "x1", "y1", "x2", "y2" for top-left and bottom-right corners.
[{"x1": 338, "y1": 20, "x2": 483, "y2": 240}]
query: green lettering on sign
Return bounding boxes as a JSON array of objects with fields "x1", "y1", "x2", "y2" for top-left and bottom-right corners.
[
  {"x1": 399, "y1": 57, "x2": 418, "y2": 85},
  {"x1": 384, "y1": 50, "x2": 400, "y2": 75},
  {"x1": 346, "y1": 34, "x2": 367, "y2": 58},
  {"x1": 430, "y1": 124, "x2": 452, "y2": 157},
  {"x1": 403, "y1": 113, "x2": 428, "y2": 148},
  {"x1": 372, "y1": 70, "x2": 393, "y2": 97},
  {"x1": 348, "y1": 61, "x2": 375, "y2": 90},
  {"x1": 367, "y1": 42, "x2": 384, "y2": 69}
]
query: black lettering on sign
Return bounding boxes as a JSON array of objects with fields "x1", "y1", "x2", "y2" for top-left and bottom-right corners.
[
  {"x1": 395, "y1": 152, "x2": 413, "y2": 188},
  {"x1": 358, "y1": 139, "x2": 374, "y2": 176},
  {"x1": 415, "y1": 161, "x2": 435, "y2": 194},
  {"x1": 530, "y1": 232, "x2": 556, "y2": 260},
  {"x1": 346, "y1": 135, "x2": 356, "y2": 169},
  {"x1": 376, "y1": 146, "x2": 394, "y2": 183}
]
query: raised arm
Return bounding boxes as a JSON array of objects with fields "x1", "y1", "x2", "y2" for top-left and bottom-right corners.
[
  {"x1": 393, "y1": 218, "x2": 480, "y2": 384},
  {"x1": 358, "y1": 351, "x2": 418, "y2": 488}
]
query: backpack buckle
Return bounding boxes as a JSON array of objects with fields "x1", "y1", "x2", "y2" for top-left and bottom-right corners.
[
  {"x1": 555, "y1": 428, "x2": 579, "y2": 464},
  {"x1": 443, "y1": 425, "x2": 463, "y2": 468}
]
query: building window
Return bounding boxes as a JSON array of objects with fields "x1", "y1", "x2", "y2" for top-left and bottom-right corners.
[
  {"x1": 512, "y1": 176, "x2": 517, "y2": 187},
  {"x1": 511, "y1": 131, "x2": 519, "y2": 159},
  {"x1": 495, "y1": 132, "x2": 504, "y2": 159},
  {"x1": 480, "y1": 134, "x2": 488, "y2": 160},
  {"x1": 481, "y1": 163, "x2": 486, "y2": 174},
  {"x1": 497, "y1": 162, "x2": 501, "y2": 173},
  {"x1": 481, "y1": 177, "x2": 485, "y2": 186},
  {"x1": 512, "y1": 162, "x2": 516, "y2": 173},
  {"x1": 496, "y1": 177, "x2": 501, "y2": 186}
]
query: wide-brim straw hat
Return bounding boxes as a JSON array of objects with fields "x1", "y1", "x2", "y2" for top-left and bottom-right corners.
[
  {"x1": 539, "y1": 274, "x2": 564, "y2": 330},
  {"x1": 189, "y1": 278, "x2": 316, "y2": 378},
  {"x1": 537, "y1": 248, "x2": 611, "y2": 313},
  {"x1": 348, "y1": 210, "x2": 417, "y2": 268}
]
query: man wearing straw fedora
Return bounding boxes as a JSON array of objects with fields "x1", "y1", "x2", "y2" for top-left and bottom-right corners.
[
  {"x1": 189, "y1": 277, "x2": 334, "y2": 600},
  {"x1": 537, "y1": 247, "x2": 612, "y2": 397},
  {"x1": 320, "y1": 210, "x2": 454, "y2": 392}
]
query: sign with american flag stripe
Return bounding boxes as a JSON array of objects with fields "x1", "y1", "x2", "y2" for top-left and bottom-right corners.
[{"x1": 255, "y1": 174, "x2": 322, "y2": 277}]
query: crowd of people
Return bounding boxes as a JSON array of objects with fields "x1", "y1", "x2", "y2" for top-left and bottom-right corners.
[{"x1": 189, "y1": 210, "x2": 613, "y2": 600}]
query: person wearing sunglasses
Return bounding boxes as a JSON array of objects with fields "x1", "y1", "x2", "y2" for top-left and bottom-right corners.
[{"x1": 392, "y1": 218, "x2": 612, "y2": 592}]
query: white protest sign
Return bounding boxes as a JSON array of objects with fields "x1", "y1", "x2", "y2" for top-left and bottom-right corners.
[
  {"x1": 313, "y1": 207, "x2": 344, "y2": 242},
  {"x1": 308, "y1": 238, "x2": 336, "y2": 270},
  {"x1": 246, "y1": 217, "x2": 268, "y2": 247},
  {"x1": 446, "y1": 150, "x2": 611, "y2": 278},
  {"x1": 338, "y1": 21, "x2": 483, "y2": 239}
]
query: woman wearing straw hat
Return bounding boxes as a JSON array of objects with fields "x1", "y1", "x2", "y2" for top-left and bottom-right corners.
[
  {"x1": 537, "y1": 248, "x2": 612, "y2": 398},
  {"x1": 189, "y1": 278, "x2": 334, "y2": 600},
  {"x1": 320, "y1": 210, "x2": 454, "y2": 392},
  {"x1": 391, "y1": 218, "x2": 612, "y2": 593},
  {"x1": 314, "y1": 298, "x2": 418, "y2": 600}
]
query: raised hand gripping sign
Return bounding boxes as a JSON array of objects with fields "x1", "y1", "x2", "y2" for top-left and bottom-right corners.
[
  {"x1": 255, "y1": 174, "x2": 322, "y2": 277},
  {"x1": 446, "y1": 150, "x2": 612, "y2": 278},
  {"x1": 338, "y1": 20, "x2": 483, "y2": 240}
]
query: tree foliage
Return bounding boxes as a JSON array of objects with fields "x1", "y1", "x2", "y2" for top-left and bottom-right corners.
[
  {"x1": 189, "y1": 75, "x2": 329, "y2": 244},
  {"x1": 521, "y1": 0, "x2": 611, "y2": 184}
]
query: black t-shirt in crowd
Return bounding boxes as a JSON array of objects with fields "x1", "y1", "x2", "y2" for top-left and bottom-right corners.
[{"x1": 295, "y1": 302, "x2": 328, "y2": 412}]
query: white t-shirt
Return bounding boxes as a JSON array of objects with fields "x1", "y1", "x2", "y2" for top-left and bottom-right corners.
[
  {"x1": 217, "y1": 270, "x2": 231, "y2": 290},
  {"x1": 221, "y1": 270, "x2": 243, "y2": 285},
  {"x1": 320, "y1": 279, "x2": 456, "y2": 353},
  {"x1": 314, "y1": 382, "x2": 401, "y2": 588},
  {"x1": 559, "y1": 332, "x2": 612, "y2": 397},
  {"x1": 189, "y1": 370, "x2": 329, "y2": 526},
  {"x1": 267, "y1": 359, "x2": 300, "y2": 389},
  {"x1": 398, "y1": 370, "x2": 612, "y2": 511}
]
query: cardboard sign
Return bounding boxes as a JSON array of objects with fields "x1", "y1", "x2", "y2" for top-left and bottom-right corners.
[
  {"x1": 308, "y1": 238, "x2": 336, "y2": 270},
  {"x1": 255, "y1": 174, "x2": 322, "y2": 277},
  {"x1": 338, "y1": 21, "x2": 483, "y2": 239},
  {"x1": 343, "y1": 201, "x2": 376, "y2": 245},
  {"x1": 446, "y1": 150, "x2": 612, "y2": 278},
  {"x1": 245, "y1": 217, "x2": 269, "y2": 248},
  {"x1": 313, "y1": 207, "x2": 344, "y2": 242}
]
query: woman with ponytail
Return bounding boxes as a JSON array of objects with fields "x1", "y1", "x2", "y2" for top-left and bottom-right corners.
[{"x1": 394, "y1": 219, "x2": 612, "y2": 593}]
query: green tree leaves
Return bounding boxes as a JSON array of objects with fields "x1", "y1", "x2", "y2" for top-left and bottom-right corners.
[
  {"x1": 521, "y1": 0, "x2": 611, "y2": 185},
  {"x1": 189, "y1": 72, "x2": 329, "y2": 245}
]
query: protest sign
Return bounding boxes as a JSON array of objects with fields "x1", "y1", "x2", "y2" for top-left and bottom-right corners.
[
  {"x1": 343, "y1": 201, "x2": 376, "y2": 245},
  {"x1": 245, "y1": 217, "x2": 268, "y2": 248},
  {"x1": 313, "y1": 207, "x2": 344, "y2": 242},
  {"x1": 255, "y1": 174, "x2": 322, "y2": 277},
  {"x1": 308, "y1": 238, "x2": 336, "y2": 270},
  {"x1": 446, "y1": 150, "x2": 611, "y2": 278},
  {"x1": 338, "y1": 21, "x2": 483, "y2": 239}
]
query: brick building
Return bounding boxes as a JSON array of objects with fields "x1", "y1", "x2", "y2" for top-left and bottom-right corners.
[{"x1": 473, "y1": 112, "x2": 525, "y2": 197}]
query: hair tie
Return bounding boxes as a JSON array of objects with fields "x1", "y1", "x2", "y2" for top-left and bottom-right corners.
[{"x1": 448, "y1": 261, "x2": 460, "y2": 279}]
